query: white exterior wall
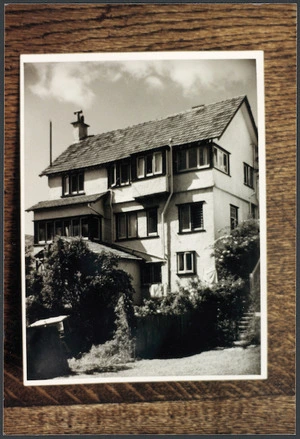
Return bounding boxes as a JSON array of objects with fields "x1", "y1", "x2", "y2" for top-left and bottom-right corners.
[
  {"x1": 48, "y1": 168, "x2": 107, "y2": 199},
  {"x1": 111, "y1": 200, "x2": 165, "y2": 259},
  {"x1": 213, "y1": 103, "x2": 258, "y2": 202},
  {"x1": 213, "y1": 187, "x2": 253, "y2": 239},
  {"x1": 166, "y1": 188, "x2": 216, "y2": 292},
  {"x1": 117, "y1": 259, "x2": 142, "y2": 305}
]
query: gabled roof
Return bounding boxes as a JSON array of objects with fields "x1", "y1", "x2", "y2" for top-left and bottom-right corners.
[
  {"x1": 27, "y1": 192, "x2": 107, "y2": 212},
  {"x1": 41, "y1": 95, "x2": 254, "y2": 176}
]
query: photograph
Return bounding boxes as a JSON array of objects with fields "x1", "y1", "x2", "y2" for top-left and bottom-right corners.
[{"x1": 21, "y1": 51, "x2": 266, "y2": 385}]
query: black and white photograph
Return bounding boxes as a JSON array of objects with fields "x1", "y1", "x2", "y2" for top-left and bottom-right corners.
[{"x1": 21, "y1": 51, "x2": 266, "y2": 385}]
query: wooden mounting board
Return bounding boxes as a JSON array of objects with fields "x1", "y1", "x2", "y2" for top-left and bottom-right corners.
[{"x1": 4, "y1": 3, "x2": 296, "y2": 435}]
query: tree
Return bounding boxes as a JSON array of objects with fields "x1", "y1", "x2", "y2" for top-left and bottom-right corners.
[
  {"x1": 26, "y1": 237, "x2": 135, "y2": 352},
  {"x1": 212, "y1": 219, "x2": 260, "y2": 281}
]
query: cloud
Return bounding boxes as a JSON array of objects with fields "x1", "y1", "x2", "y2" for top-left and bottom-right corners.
[
  {"x1": 30, "y1": 63, "x2": 98, "y2": 108},
  {"x1": 145, "y1": 75, "x2": 164, "y2": 89},
  {"x1": 112, "y1": 59, "x2": 254, "y2": 97}
]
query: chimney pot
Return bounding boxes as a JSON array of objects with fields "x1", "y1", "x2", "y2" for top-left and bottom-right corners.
[{"x1": 71, "y1": 111, "x2": 89, "y2": 142}]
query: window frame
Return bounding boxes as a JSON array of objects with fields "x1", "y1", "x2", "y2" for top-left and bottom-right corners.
[
  {"x1": 147, "y1": 208, "x2": 158, "y2": 236},
  {"x1": 62, "y1": 171, "x2": 85, "y2": 196},
  {"x1": 176, "y1": 144, "x2": 210, "y2": 173},
  {"x1": 243, "y1": 162, "x2": 254, "y2": 188},
  {"x1": 177, "y1": 251, "x2": 196, "y2": 275},
  {"x1": 141, "y1": 263, "x2": 162, "y2": 285},
  {"x1": 230, "y1": 204, "x2": 239, "y2": 230},
  {"x1": 136, "y1": 151, "x2": 164, "y2": 179},
  {"x1": 116, "y1": 211, "x2": 138, "y2": 240},
  {"x1": 213, "y1": 144, "x2": 230, "y2": 175},
  {"x1": 34, "y1": 215, "x2": 101, "y2": 244},
  {"x1": 178, "y1": 202, "x2": 204, "y2": 233},
  {"x1": 108, "y1": 162, "x2": 131, "y2": 187}
]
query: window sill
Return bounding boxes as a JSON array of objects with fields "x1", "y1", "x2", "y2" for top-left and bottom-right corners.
[
  {"x1": 175, "y1": 165, "x2": 211, "y2": 175},
  {"x1": 177, "y1": 271, "x2": 196, "y2": 277},
  {"x1": 244, "y1": 183, "x2": 254, "y2": 189},
  {"x1": 135, "y1": 172, "x2": 166, "y2": 181},
  {"x1": 178, "y1": 229, "x2": 206, "y2": 235},
  {"x1": 61, "y1": 192, "x2": 86, "y2": 198},
  {"x1": 116, "y1": 235, "x2": 160, "y2": 242}
]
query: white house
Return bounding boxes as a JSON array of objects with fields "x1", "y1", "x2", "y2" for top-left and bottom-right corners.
[{"x1": 27, "y1": 96, "x2": 259, "y2": 304}]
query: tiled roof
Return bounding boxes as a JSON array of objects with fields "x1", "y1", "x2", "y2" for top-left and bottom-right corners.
[
  {"x1": 27, "y1": 192, "x2": 107, "y2": 212},
  {"x1": 86, "y1": 241, "x2": 141, "y2": 261},
  {"x1": 41, "y1": 95, "x2": 250, "y2": 176}
]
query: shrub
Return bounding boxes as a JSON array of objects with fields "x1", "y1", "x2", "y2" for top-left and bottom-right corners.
[
  {"x1": 213, "y1": 219, "x2": 260, "y2": 281},
  {"x1": 69, "y1": 295, "x2": 135, "y2": 374},
  {"x1": 26, "y1": 237, "x2": 135, "y2": 353}
]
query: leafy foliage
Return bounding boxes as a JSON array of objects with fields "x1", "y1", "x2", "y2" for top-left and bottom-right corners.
[
  {"x1": 69, "y1": 295, "x2": 135, "y2": 374},
  {"x1": 213, "y1": 219, "x2": 260, "y2": 280},
  {"x1": 26, "y1": 237, "x2": 135, "y2": 353}
]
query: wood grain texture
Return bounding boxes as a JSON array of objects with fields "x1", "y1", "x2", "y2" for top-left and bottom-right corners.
[{"x1": 4, "y1": 3, "x2": 296, "y2": 435}]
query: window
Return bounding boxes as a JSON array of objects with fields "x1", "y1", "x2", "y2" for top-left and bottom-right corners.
[
  {"x1": 34, "y1": 216, "x2": 101, "y2": 244},
  {"x1": 177, "y1": 251, "x2": 195, "y2": 274},
  {"x1": 108, "y1": 162, "x2": 130, "y2": 187},
  {"x1": 244, "y1": 163, "x2": 254, "y2": 188},
  {"x1": 230, "y1": 205, "x2": 239, "y2": 230},
  {"x1": 116, "y1": 212, "x2": 138, "y2": 240},
  {"x1": 177, "y1": 145, "x2": 209, "y2": 172},
  {"x1": 147, "y1": 208, "x2": 158, "y2": 236},
  {"x1": 62, "y1": 172, "x2": 84, "y2": 196},
  {"x1": 137, "y1": 151, "x2": 163, "y2": 178},
  {"x1": 142, "y1": 263, "x2": 162, "y2": 285},
  {"x1": 213, "y1": 145, "x2": 229, "y2": 174},
  {"x1": 178, "y1": 202, "x2": 204, "y2": 233},
  {"x1": 250, "y1": 203, "x2": 258, "y2": 219}
]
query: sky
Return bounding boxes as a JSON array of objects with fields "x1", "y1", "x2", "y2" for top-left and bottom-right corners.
[{"x1": 23, "y1": 54, "x2": 258, "y2": 235}]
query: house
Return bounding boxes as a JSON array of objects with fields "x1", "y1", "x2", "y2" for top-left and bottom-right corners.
[{"x1": 27, "y1": 96, "x2": 259, "y2": 304}]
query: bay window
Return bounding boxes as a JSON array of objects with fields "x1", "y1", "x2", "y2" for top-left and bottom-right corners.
[{"x1": 177, "y1": 144, "x2": 209, "y2": 172}]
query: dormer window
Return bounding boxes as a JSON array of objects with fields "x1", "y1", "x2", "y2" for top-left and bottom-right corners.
[
  {"x1": 137, "y1": 151, "x2": 163, "y2": 179},
  {"x1": 108, "y1": 161, "x2": 130, "y2": 188},
  {"x1": 63, "y1": 172, "x2": 84, "y2": 196},
  {"x1": 176, "y1": 144, "x2": 210, "y2": 172}
]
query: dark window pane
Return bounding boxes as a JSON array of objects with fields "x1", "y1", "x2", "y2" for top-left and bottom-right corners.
[
  {"x1": 71, "y1": 174, "x2": 78, "y2": 193},
  {"x1": 127, "y1": 212, "x2": 137, "y2": 238},
  {"x1": 46, "y1": 222, "x2": 54, "y2": 242},
  {"x1": 72, "y1": 219, "x2": 80, "y2": 236},
  {"x1": 188, "y1": 147, "x2": 197, "y2": 168},
  {"x1": 81, "y1": 218, "x2": 89, "y2": 237},
  {"x1": 120, "y1": 163, "x2": 129, "y2": 184},
  {"x1": 38, "y1": 222, "x2": 46, "y2": 242},
  {"x1": 90, "y1": 217, "x2": 100, "y2": 240},
  {"x1": 55, "y1": 221, "x2": 62, "y2": 236},
  {"x1": 186, "y1": 252, "x2": 193, "y2": 271},
  {"x1": 179, "y1": 205, "x2": 190, "y2": 231},
  {"x1": 63, "y1": 220, "x2": 70, "y2": 237},
  {"x1": 153, "y1": 264, "x2": 161, "y2": 283},
  {"x1": 147, "y1": 209, "x2": 157, "y2": 235},
  {"x1": 191, "y1": 203, "x2": 203, "y2": 230},
  {"x1": 178, "y1": 150, "x2": 187, "y2": 171},
  {"x1": 146, "y1": 155, "x2": 153, "y2": 175},
  {"x1": 117, "y1": 214, "x2": 126, "y2": 239},
  {"x1": 78, "y1": 173, "x2": 84, "y2": 191},
  {"x1": 178, "y1": 253, "x2": 184, "y2": 271}
]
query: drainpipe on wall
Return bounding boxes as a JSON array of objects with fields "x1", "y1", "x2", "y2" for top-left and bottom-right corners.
[
  {"x1": 109, "y1": 189, "x2": 114, "y2": 243},
  {"x1": 161, "y1": 138, "x2": 174, "y2": 292}
]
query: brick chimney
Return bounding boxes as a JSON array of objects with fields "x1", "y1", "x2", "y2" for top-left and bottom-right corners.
[{"x1": 71, "y1": 110, "x2": 89, "y2": 142}]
